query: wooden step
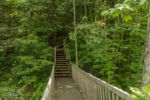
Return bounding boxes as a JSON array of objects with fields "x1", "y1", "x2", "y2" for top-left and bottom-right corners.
[
  {"x1": 56, "y1": 58, "x2": 68, "y2": 61},
  {"x1": 56, "y1": 55, "x2": 65, "y2": 57},
  {"x1": 56, "y1": 63, "x2": 69, "y2": 65},
  {"x1": 56, "y1": 57, "x2": 65, "y2": 59},
  {"x1": 56, "y1": 56, "x2": 65, "y2": 59},
  {"x1": 56, "y1": 56, "x2": 65, "y2": 57},
  {"x1": 56, "y1": 62, "x2": 69, "y2": 64},
  {"x1": 56, "y1": 64, "x2": 69, "y2": 66},
  {"x1": 55, "y1": 65, "x2": 70, "y2": 66},
  {"x1": 56, "y1": 54, "x2": 65, "y2": 55},
  {"x1": 56, "y1": 64, "x2": 70, "y2": 66},
  {"x1": 55, "y1": 69, "x2": 70, "y2": 71},
  {"x1": 56, "y1": 64, "x2": 69, "y2": 65},
  {"x1": 56, "y1": 58, "x2": 67, "y2": 59},
  {"x1": 55, "y1": 71, "x2": 71, "y2": 74},
  {"x1": 56, "y1": 60, "x2": 68, "y2": 61},
  {"x1": 55, "y1": 65, "x2": 70, "y2": 67},
  {"x1": 55, "y1": 68, "x2": 70, "y2": 70},
  {"x1": 56, "y1": 60, "x2": 69, "y2": 64},
  {"x1": 55, "y1": 74, "x2": 72, "y2": 77},
  {"x1": 55, "y1": 67, "x2": 70, "y2": 69},
  {"x1": 56, "y1": 49, "x2": 64, "y2": 51},
  {"x1": 56, "y1": 60, "x2": 69, "y2": 63},
  {"x1": 56, "y1": 54, "x2": 64, "y2": 55}
]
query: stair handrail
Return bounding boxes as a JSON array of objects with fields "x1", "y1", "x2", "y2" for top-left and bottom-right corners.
[
  {"x1": 63, "y1": 40, "x2": 71, "y2": 64},
  {"x1": 72, "y1": 64, "x2": 131, "y2": 100},
  {"x1": 42, "y1": 47, "x2": 56, "y2": 100}
]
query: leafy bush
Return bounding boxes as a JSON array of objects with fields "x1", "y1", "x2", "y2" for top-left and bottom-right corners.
[
  {"x1": 0, "y1": 34, "x2": 53, "y2": 99},
  {"x1": 131, "y1": 84, "x2": 150, "y2": 100}
]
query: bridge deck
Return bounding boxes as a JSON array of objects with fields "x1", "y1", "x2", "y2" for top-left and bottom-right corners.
[{"x1": 55, "y1": 77, "x2": 85, "y2": 100}]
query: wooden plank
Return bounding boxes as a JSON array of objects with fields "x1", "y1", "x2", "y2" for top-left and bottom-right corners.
[
  {"x1": 116, "y1": 95, "x2": 120, "y2": 100},
  {"x1": 99, "y1": 85, "x2": 103, "y2": 100},
  {"x1": 95, "y1": 83, "x2": 99, "y2": 100},
  {"x1": 93, "y1": 80, "x2": 97, "y2": 100},
  {"x1": 105, "y1": 88, "x2": 108, "y2": 100},
  {"x1": 121, "y1": 98, "x2": 125, "y2": 100},
  {"x1": 112, "y1": 93, "x2": 115, "y2": 100},
  {"x1": 102, "y1": 86, "x2": 105, "y2": 100},
  {"x1": 96, "y1": 83, "x2": 100, "y2": 100},
  {"x1": 108, "y1": 90, "x2": 111, "y2": 100}
]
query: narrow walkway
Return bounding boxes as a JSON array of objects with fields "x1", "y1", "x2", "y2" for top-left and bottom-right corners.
[{"x1": 55, "y1": 78, "x2": 84, "y2": 100}]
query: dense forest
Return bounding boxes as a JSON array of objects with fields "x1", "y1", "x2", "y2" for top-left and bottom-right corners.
[{"x1": 0, "y1": 0, "x2": 150, "y2": 99}]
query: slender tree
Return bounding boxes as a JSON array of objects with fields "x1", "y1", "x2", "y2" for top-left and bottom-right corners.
[
  {"x1": 73, "y1": 0, "x2": 78, "y2": 66},
  {"x1": 142, "y1": 2, "x2": 150, "y2": 85}
]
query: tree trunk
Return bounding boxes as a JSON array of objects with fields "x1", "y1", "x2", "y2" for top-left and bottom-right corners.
[
  {"x1": 73, "y1": 0, "x2": 78, "y2": 66},
  {"x1": 83, "y1": 0, "x2": 87, "y2": 17},
  {"x1": 142, "y1": 3, "x2": 150, "y2": 85}
]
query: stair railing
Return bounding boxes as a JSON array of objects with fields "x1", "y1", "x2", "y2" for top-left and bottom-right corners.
[
  {"x1": 63, "y1": 40, "x2": 71, "y2": 63},
  {"x1": 72, "y1": 64, "x2": 131, "y2": 100},
  {"x1": 42, "y1": 47, "x2": 56, "y2": 100}
]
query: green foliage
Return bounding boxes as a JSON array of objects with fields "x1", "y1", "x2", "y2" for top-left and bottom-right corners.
[
  {"x1": 67, "y1": 11, "x2": 147, "y2": 91},
  {"x1": 65, "y1": 0, "x2": 149, "y2": 92},
  {"x1": 131, "y1": 84, "x2": 150, "y2": 100},
  {"x1": 1, "y1": 34, "x2": 53, "y2": 99},
  {"x1": 0, "y1": 0, "x2": 54, "y2": 99}
]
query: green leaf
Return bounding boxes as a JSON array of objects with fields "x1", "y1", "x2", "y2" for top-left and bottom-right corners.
[{"x1": 123, "y1": 15, "x2": 132, "y2": 22}]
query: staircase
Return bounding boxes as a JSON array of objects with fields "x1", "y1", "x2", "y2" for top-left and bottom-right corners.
[{"x1": 55, "y1": 47, "x2": 71, "y2": 77}]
